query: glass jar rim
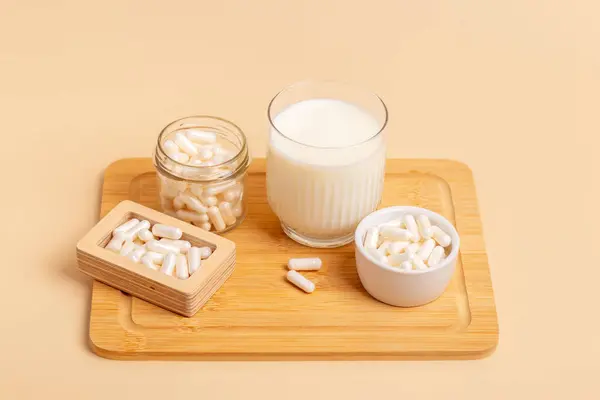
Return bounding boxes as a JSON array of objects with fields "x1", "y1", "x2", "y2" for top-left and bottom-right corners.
[{"x1": 267, "y1": 80, "x2": 388, "y2": 150}]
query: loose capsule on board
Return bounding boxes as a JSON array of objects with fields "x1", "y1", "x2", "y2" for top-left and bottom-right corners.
[
  {"x1": 151, "y1": 224, "x2": 182, "y2": 240},
  {"x1": 286, "y1": 270, "x2": 315, "y2": 293},
  {"x1": 288, "y1": 258, "x2": 322, "y2": 271}
]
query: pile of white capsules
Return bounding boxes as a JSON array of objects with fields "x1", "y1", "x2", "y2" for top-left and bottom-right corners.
[
  {"x1": 158, "y1": 129, "x2": 243, "y2": 232},
  {"x1": 105, "y1": 218, "x2": 213, "y2": 280},
  {"x1": 363, "y1": 214, "x2": 452, "y2": 272}
]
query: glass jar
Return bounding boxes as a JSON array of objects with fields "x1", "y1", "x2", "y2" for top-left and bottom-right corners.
[
  {"x1": 153, "y1": 116, "x2": 251, "y2": 233},
  {"x1": 267, "y1": 81, "x2": 387, "y2": 248}
]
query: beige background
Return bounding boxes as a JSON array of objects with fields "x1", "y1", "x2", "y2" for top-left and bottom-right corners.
[{"x1": 1, "y1": 0, "x2": 598, "y2": 398}]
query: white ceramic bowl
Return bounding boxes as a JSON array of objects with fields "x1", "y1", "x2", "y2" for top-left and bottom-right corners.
[{"x1": 354, "y1": 206, "x2": 460, "y2": 307}]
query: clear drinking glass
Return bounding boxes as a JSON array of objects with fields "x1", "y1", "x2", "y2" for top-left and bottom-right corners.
[{"x1": 266, "y1": 81, "x2": 388, "y2": 248}]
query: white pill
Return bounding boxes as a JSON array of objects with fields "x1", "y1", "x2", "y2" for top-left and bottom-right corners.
[
  {"x1": 288, "y1": 257, "x2": 322, "y2": 271},
  {"x1": 197, "y1": 148, "x2": 213, "y2": 161},
  {"x1": 160, "y1": 238, "x2": 191, "y2": 253},
  {"x1": 106, "y1": 236, "x2": 125, "y2": 252},
  {"x1": 367, "y1": 247, "x2": 387, "y2": 264},
  {"x1": 160, "y1": 184, "x2": 179, "y2": 199},
  {"x1": 141, "y1": 255, "x2": 159, "y2": 270},
  {"x1": 407, "y1": 242, "x2": 421, "y2": 256},
  {"x1": 187, "y1": 247, "x2": 202, "y2": 275},
  {"x1": 123, "y1": 220, "x2": 151, "y2": 240},
  {"x1": 412, "y1": 256, "x2": 428, "y2": 270},
  {"x1": 218, "y1": 202, "x2": 237, "y2": 226},
  {"x1": 151, "y1": 224, "x2": 183, "y2": 240},
  {"x1": 363, "y1": 227, "x2": 379, "y2": 249},
  {"x1": 190, "y1": 184, "x2": 203, "y2": 198},
  {"x1": 137, "y1": 229, "x2": 154, "y2": 242},
  {"x1": 380, "y1": 226, "x2": 413, "y2": 241},
  {"x1": 400, "y1": 260, "x2": 413, "y2": 272},
  {"x1": 119, "y1": 241, "x2": 135, "y2": 256},
  {"x1": 172, "y1": 196, "x2": 185, "y2": 210},
  {"x1": 160, "y1": 252, "x2": 177, "y2": 275},
  {"x1": 231, "y1": 202, "x2": 243, "y2": 217},
  {"x1": 185, "y1": 129, "x2": 217, "y2": 144},
  {"x1": 176, "y1": 209, "x2": 208, "y2": 223},
  {"x1": 428, "y1": 246, "x2": 445, "y2": 267},
  {"x1": 207, "y1": 206, "x2": 226, "y2": 231},
  {"x1": 178, "y1": 193, "x2": 207, "y2": 213},
  {"x1": 381, "y1": 218, "x2": 404, "y2": 228},
  {"x1": 198, "y1": 222, "x2": 212, "y2": 231},
  {"x1": 143, "y1": 251, "x2": 165, "y2": 265},
  {"x1": 223, "y1": 186, "x2": 242, "y2": 203},
  {"x1": 163, "y1": 139, "x2": 179, "y2": 156},
  {"x1": 417, "y1": 238, "x2": 436, "y2": 260},
  {"x1": 113, "y1": 218, "x2": 140, "y2": 235},
  {"x1": 388, "y1": 251, "x2": 413, "y2": 266},
  {"x1": 127, "y1": 245, "x2": 146, "y2": 263},
  {"x1": 431, "y1": 226, "x2": 452, "y2": 247},
  {"x1": 175, "y1": 254, "x2": 189, "y2": 279},
  {"x1": 174, "y1": 132, "x2": 198, "y2": 156},
  {"x1": 201, "y1": 195, "x2": 218, "y2": 207},
  {"x1": 377, "y1": 240, "x2": 392, "y2": 255},
  {"x1": 146, "y1": 239, "x2": 181, "y2": 255},
  {"x1": 205, "y1": 181, "x2": 236, "y2": 196},
  {"x1": 417, "y1": 215, "x2": 433, "y2": 239},
  {"x1": 286, "y1": 270, "x2": 315, "y2": 293},
  {"x1": 389, "y1": 241, "x2": 410, "y2": 254},
  {"x1": 403, "y1": 214, "x2": 421, "y2": 242},
  {"x1": 171, "y1": 152, "x2": 190, "y2": 164},
  {"x1": 199, "y1": 246, "x2": 212, "y2": 259}
]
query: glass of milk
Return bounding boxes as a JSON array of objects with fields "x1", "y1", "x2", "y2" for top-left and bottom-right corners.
[{"x1": 267, "y1": 80, "x2": 388, "y2": 248}]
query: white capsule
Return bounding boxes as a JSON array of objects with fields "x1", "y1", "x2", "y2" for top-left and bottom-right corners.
[
  {"x1": 198, "y1": 222, "x2": 212, "y2": 231},
  {"x1": 218, "y1": 202, "x2": 237, "y2": 226},
  {"x1": 175, "y1": 209, "x2": 208, "y2": 224},
  {"x1": 146, "y1": 239, "x2": 181, "y2": 255},
  {"x1": 412, "y1": 256, "x2": 428, "y2": 271},
  {"x1": 363, "y1": 227, "x2": 379, "y2": 249},
  {"x1": 151, "y1": 224, "x2": 183, "y2": 240},
  {"x1": 223, "y1": 186, "x2": 242, "y2": 203},
  {"x1": 207, "y1": 206, "x2": 226, "y2": 231},
  {"x1": 187, "y1": 247, "x2": 202, "y2": 275},
  {"x1": 286, "y1": 270, "x2": 315, "y2": 293},
  {"x1": 175, "y1": 254, "x2": 189, "y2": 279},
  {"x1": 185, "y1": 129, "x2": 217, "y2": 144},
  {"x1": 199, "y1": 246, "x2": 212, "y2": 259},
  {"x1": 381, "y1": 218, "x2": 404, "y2": 228},
  {"x1": 141, "y1": 255, "x2": 159, "y2": 270},
  {"x1": 380, "y1": 226, "x2": 413, "y2": 241},
  {"x1": 417, "y1": 238, "x2": 436, "y2": 260},
  {"x1": 172, "y1": 196, "x2": 185, "y2": 210},
  {"x1": 428, "y1": 246, "x2": 445, "y2": 267},
  {"x1": 367, "y1": 247, "x2": 387, "y2": 264},
  {"x1": 400, "y1": 260, "x2": 413, "y2": 272},
  {"x1": 431, "y1": 226, "x2": 452, "y2": 247},
  {"x1": 163, "y1": 139, "x2": 179, "y2": 156},
  {"x1": 377, "y1": 240, "x2": 392, "y2": 256},
  {"x1": 197, "y1": 148, "x2": 213, "y2": 161},
  {"x1": 204, "y1": 181, "x2": 236, "y2": 196},
  {"x1": 201, "y1": 195, "x2": 218, "y2": 207},
  {"x1": 190, "y1": 184, "x2": 203, "y2": 198},
  {"x1": 231, "y1": 202, "x2": 243, "y2": 217},
  {"x1": 406, "y1": 242, "x2": 421, "y2": 256},
  {"x1": 174, "y1": 132, "x2": 198, "y2": 156},
  {"x1": 171, "y1": 152, "x2": 190, "y2": 164},
  {"x1": 160, "y1": 184, "x2": 179, "y2": 200},
  {"x1": 288, "y1": 257, "x2": 322, "y2": 271},
  {"x1": 105, "y1": 236, "x2": 125, "y2": 252},
  {"x1": 178, "y1": 193, "x2": 207, "y2": 213},
  {"x1": 160, "y1": 252, "x2": 177, "y2": 275},
  {"x1": 137, "y1": 229, "x2": 154, "y2": 242},
  {"x1": 143, "y1": 251, "x2": 165, "y2": 265},
  {"x1": 389, "y1": 241, "x2": 410, "y2": 254},
  {"x1": 127, "y1": 245, "x2": 146, "y2": 263},
  {"x1": 122, "y1": 220, "x2": 151, "y2": 240},
  {"x1": 403, "y1": 214, "x2": 421, "y2": 242},
  {"x1": 160, "y1": 238, "x2": 191, "y2": 253},
  {"x1": 388, "y1": 251, "x2": 413, "y2": 266},
  {"x1": 119, "y1": 241, "x2": 135, "y2": 256},
  {"x1": 113, "y1": 218, "x2": 140, "y2": 235},
  {"x1": 417, "y1": 215, "x2": 433, "y2": 239}
]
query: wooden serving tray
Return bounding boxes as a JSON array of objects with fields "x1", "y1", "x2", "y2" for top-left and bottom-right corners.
[{"x1": 90, "y1": 158, "x2": 498, "y2": 360}]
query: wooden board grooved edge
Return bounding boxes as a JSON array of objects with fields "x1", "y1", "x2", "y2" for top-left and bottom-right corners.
[{"x1": 88, "y1": 158, "x2": 498, "y2": 360}]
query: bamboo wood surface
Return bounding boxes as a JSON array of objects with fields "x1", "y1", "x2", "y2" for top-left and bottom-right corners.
[{"x1": 89, "y1": 158, "x2": 498, "y2": 360}]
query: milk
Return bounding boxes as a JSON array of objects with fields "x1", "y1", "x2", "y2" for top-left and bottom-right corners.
[{"x1": 267, "y1": 98, "x2": 386, "y2": 246}]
